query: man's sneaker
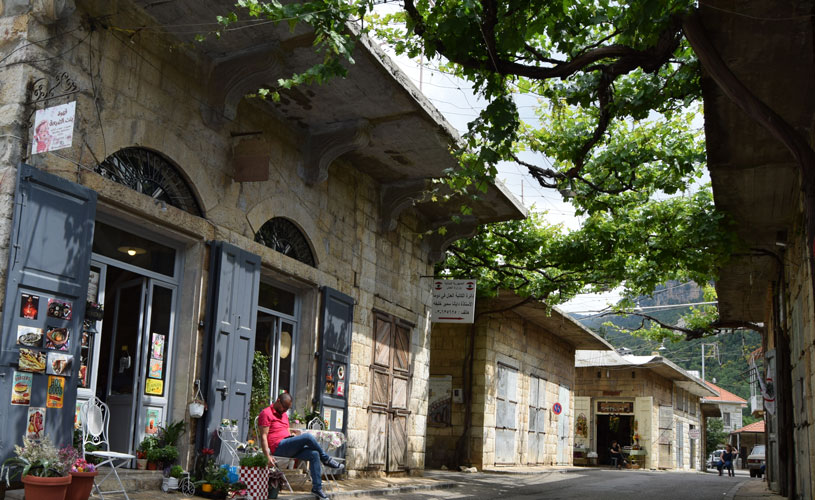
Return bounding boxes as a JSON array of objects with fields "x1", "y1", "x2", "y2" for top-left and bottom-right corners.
[
  {"x1": 324, "y1": 458, "x2": 343, "y2": 470},
  {"x1": 312, "y1": 488, "x2": 329, "y2": 499}
]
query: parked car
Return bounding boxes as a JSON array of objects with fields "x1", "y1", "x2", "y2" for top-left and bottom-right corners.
[
  {"x1": 747, "y1": 444, "x2": 766, "y2": 477},
  {"x1": 707, "y1": 449, "x2": 724, "y2": 469}
]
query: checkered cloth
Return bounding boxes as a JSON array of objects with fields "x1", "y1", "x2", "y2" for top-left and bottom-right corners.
[{"x1": 239, "y1": 466, "x2": 270, "y2": 500}]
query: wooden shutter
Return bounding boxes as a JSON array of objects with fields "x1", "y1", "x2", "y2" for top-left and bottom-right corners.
[
  {"x1": 0, "y1": 164, "x2": 96, "y2": 457},
  {"x1": 203, "y1": 241, "x2": 261, "y2": 443},
  {"x1": 317, "y1": 287, "x2": 354, "y2": 444}
]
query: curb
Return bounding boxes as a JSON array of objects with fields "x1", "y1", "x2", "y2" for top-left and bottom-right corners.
[
  {"x1": 284, "y1": 481, "x2": 459, "y2": 499},
  {"x1": 480, "y1": 467, "x2": 585, "y2": 476}
]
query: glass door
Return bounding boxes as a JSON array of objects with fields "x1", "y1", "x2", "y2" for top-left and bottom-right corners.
[
  {"x1": 134, "y1": 281, "x2": 177, "y2": 448},
  {"x1": 106, "y1": 278, "x2": 148, "y2": 453}
]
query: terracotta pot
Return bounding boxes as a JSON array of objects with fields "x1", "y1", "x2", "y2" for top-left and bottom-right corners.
[
  {"x1": 22, "y1": 474, "x2": 72, "y2": 500},
  {"x1": 147, "y1": 461, "x2": 157, "y2": 470},
  {"x1": 66, "y1": 471, "x2": 98, "y2": 500},
  {"x1": 201, "y1": 483, "x2": 214, "y2": 492},
  {"x1": 136, "y1": 458, "x2": 147, "y2": 470}
]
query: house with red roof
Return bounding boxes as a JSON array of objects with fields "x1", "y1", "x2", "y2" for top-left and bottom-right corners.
[
  {"x1": 702, "y1": 381, "x2": 747, "y2": 435},
  {"x1": 730, "y1": 420, "x2": 765, "y2": 470}
]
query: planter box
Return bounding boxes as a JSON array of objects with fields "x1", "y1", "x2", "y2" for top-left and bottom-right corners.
[{"x1": 239, "y1": 466, "x2": 269, "y2": 500}]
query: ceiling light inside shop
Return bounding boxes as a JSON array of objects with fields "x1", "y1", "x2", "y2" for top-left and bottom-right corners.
[
  {"x1": 117, "y1": 246, "x2": 146, "y2": 256},
  {"x1": 280, "y1": 331, "x2": 292, "y2": 359}
]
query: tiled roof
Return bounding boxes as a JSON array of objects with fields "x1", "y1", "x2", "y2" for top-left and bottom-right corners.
[
  {"x1": 732, "y1": 420, "x2": 765, "y2": 434},
  {"x1": 702, "y1": 380, "x2": 747, "y2": 404}
]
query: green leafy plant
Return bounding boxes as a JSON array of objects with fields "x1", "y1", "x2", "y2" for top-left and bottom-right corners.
[
  {"x1": 169, "y1": 465, "x2": 184, "y2": 479},
  {"x1": 268, "y1": 466, "x2": 287, "y2": 490},
  {"x1": 158, "y1": 420, "x2": 186, "y2": 447},
  {"x1": 2, "y1": 436, "x2": 70, "y2": 480},
  {"x1": 238, "y1": 452, "x2": 267, "y2": 468},
  {"x1": 250, "y1": 350, "x2": 272, "y2": 441}
]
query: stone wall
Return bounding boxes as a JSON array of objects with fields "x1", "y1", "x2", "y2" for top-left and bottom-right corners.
[
  {"x1": 0, "y1": 1, "x2": 435, "y2": 473},
  {"x1": 427, "y1": 308, "x2": 577, "y2": 469}
]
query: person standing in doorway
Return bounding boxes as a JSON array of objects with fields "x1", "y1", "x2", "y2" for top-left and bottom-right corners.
[{"x1": 258, "y1": 393, "x2": 343, "y2": 499}]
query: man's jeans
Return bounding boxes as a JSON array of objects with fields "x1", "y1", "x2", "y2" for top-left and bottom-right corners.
[{"x1": 274, "y1": 433, "x2": 330, "y2": 491}]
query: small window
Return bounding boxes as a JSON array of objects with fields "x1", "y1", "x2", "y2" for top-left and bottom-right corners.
[
  {"x1": 723, "y1": 412, "x2": 731, "y2": 427},
  {"x1": 255, "y1": 218, "x2": 316, "y2": 267}
]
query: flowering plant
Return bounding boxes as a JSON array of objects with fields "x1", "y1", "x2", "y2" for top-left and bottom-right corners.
[
  {"x1": 3, "y1": 436, "x2": 70, "y2": 479},
  {"x1": 72, "y1": 458, "x2": 96, "y2": 473}
]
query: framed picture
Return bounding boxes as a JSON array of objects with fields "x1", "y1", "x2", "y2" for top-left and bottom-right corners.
[
  {"x1": 45, "y1": 327, "x2": 70, "y2": 350},
  {"x1": 18, "y1": 348, "x2": 46, "y2": 373},
  {"x1": 145, "y1": 378, "x2": 163, "y2": 396},
  {"x1": 46, "y1": 352, "x2": 73, "y2": 376},
  {"x1": 145, "y1": 407, "x2": 162, "y2": 434},
  {"x1": 20, "y1": 293, "x2": 40, "y2": 320},
  {"x1": 148, "y1": 359, "x2": 163, "y2": 379},
  {"x1": 11, "y1": 371, "x2": 32, "y2": 406},
  {"x1": 47, "y1": 299, "x2": 72, "y2": 320},
  {"x1": 151, "y1": 334, "x2": 165, "y2": 360},
  {"x1": 16, "y1": 326, "x2": 43, "y2": 347},
  {"x1": 46, "y1": 376, "x2": 65, "y2": 409},
  {"x1": 26, "y1": 407, "x2": 45, "y2": 440}
]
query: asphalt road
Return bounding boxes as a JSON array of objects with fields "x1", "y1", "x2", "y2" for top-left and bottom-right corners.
[{"x1": 352, "y1": 468, "x2": 749, "y2": 500}]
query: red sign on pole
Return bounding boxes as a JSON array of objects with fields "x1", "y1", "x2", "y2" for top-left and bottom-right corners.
[{"x1": 552, "y1": 402, "x2": 562, "y2": 415}]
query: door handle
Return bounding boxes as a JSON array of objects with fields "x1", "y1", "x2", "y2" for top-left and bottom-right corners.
[{"x1": 216, "y1": 385, "x2": 229, "y2": 399}]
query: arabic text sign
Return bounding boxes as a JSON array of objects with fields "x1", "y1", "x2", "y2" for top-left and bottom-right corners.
[
  {"x1": 31, "y1": 101, "x2": 76, "y2": 154},
  {"x1": 431, "y1": 279, "x2": 476, "y2": 323}
]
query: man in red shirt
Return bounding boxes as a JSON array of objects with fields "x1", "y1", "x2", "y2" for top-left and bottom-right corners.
[{"x1": 258, "y1": 393, "x2": 342, "y2": 499}]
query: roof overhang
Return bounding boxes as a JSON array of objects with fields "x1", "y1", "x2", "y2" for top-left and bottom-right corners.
[
  {"x1": 100, "y1": 0, "x2": 525, "y2": 232},
  {"x1": 701, "y1": 2, "x2": 815, "y2": 322},
  {"x1": 485, "y1": 291, "x2": 614, "y2": 350},
  {"x1": 701, "y1": 402, "x2": 722, "y2": 418},
  {"x1": 576, "y1": 351, "x2": 717, "y2": 397}
]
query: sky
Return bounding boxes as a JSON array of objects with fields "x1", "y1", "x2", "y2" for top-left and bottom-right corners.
[{"x1": 370, "y1": 22, "x2": 625, "y2": 314}]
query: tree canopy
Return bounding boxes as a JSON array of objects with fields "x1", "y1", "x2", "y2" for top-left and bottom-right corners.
[{"x1": 217, "y1": 0, "x2": 748, "y2": 337}]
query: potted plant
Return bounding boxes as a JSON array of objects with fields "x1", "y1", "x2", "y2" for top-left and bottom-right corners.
[
  {"x1": 162, "y1": 464, "x2": 184, "y2": 492},
  {"x1": 2, "y1": 435, "x2": 72, "y2": 500},
  {"x1": 267, "y1": 467, "x2": 287, "y2": 499},
  {"x1": 145, "y1": 448, "x2": 162, "y2": 470},
  {"x1": 238, "y1": 452, "x2": 268, "y2": 500},
  {"x1": 65, "y1": 457, "x2": 97, "y2": 500},
  {"x1": 137, "y1": 435, "x2": 158, "y2": 470}
]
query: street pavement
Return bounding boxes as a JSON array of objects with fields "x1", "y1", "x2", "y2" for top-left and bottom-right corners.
[{"x1": 4, "y1": 466, "x2": 785, "y2": 499}]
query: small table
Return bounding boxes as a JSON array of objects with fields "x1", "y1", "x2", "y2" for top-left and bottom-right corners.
[
  {"x1": 303, "y1": 429, "x2": 346, "y2": 452},
  {"x1": 623, "y1": 449, "x2": 647, "y2": 468}
]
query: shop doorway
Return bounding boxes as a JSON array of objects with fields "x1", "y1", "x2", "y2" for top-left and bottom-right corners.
[
  {"x1": 80, "y1": 221, "x2": 180, "y2": 456},
  {"x1": 596, "y1": 414, "x2": 633, "y2": 466}
]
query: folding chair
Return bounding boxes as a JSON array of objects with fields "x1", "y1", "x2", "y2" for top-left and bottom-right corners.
[
  {"x1": 80, "y1": 397, "x2": 136, "y2": 500},
  {"x1": 254, "y1": 416, "x2": 294, "y2": 493}
]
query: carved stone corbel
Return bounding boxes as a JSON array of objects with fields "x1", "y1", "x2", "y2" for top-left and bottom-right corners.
[
  {"x1": 297, "y1": 119, "x2": 371, "y2": 186},
  {"x1": 201, "y1": 45, "x2": 282, "y2": 129},
  {"x1": 379, "y1": 178, "x2": 431, "y2": 232},
  {"x1": 423, "y1": 215, "x2": 480, "y2": 263}
]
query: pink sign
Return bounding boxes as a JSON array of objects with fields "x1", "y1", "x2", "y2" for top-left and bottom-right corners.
[{"x1": 31, "y1": 102, "x2": 76, "y2": 154}]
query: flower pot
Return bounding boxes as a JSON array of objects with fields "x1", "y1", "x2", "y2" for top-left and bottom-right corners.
[
  {"x1": 136, "y1": 458, "x2": 147, "y2": 470},
  {"x1": 147, "y1": 461, "x2": 157, "y2": 470},
  {"x1": 161, "y1": 477, "x2": 179, "y2": 492},
  {"x1": 201, "y1": 483, "x2": 214, "y2": 492},
  {"x1": 269, "y1": 486, "x2": 279, "y2": 499},
  {"x1": 189, "y1": 401, "x2": 205, "y2": 418},
  {"x1": 66, "y1": 471, "x2": 98, "y2": 500},
  {"x1": 239, "y1": 466, "x2": 269, "y2": 500},
  {"x1": 22, "y1": 474, "x2": 72, "y2": 500}
]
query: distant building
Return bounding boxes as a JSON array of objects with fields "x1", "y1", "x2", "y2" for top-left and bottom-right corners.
[
  {"x1": 575, "y1": 350, "x2": 716, "y2": 470},
  {"x1": 702, "y1": 381, "x2": 747, "y2": 435}
]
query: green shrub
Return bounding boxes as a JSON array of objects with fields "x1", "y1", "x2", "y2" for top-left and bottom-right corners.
[
  {"x1": 169, "y1": 465, "x2": 184, "y2": 478},
  {"x1": 238, "y1": 452, "x2": 267, "y2": 468}
]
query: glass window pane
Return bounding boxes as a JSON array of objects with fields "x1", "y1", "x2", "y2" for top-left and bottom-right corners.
[
  {"x1": 144, "y1": 286, "x2": 172, "y2": 397},
  {"x1": 92, "y1": 222, "x2": 176, "y2": 277},
  {"x1": 278, "y1": 321, "x2": 294, "y2": 394},
  {"x1": 258, "y1": 282, "x2": 295, "y2": 315}
]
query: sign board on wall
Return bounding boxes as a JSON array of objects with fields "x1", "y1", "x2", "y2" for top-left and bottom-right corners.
[
  {"x1": 597, "y1": 401, "x2": 634, "y2": 414},
  {"x1": 689, "y1": 428, "x2": 701, "y2": 440},
  {"x1": 31, "y1": 102, "x2": 76, "y2": 154},
  {"x1": 431, "y1": 280, "x2": 476, "y2": 323}
]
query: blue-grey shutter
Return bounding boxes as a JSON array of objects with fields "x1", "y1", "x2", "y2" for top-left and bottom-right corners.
[
  {"x1": 202, "y1": 241, "x2": 260, "y2": 444},
  {"x1": 0, "y1": 163, "x2": 96, "y2": 458},
  {"x1": 317, "y1": 287, "x2": 354, "y2": 453}
]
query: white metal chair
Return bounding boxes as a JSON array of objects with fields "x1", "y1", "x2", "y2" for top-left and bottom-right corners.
[
  {"x1": 305, "y1": 417, "x2": 345, "y2": 491},
  {"x1": 253, "y1": 416, "x2": 294, "y2": 493},
  {"x1": 80, "y1": 397, "x2": 136, "y2": 500}
]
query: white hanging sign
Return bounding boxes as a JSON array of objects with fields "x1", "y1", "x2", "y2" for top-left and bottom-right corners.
[
  {"x1": 431, "y1": 279, "x2": 476, "y2": 323},
  {"x1": 31, "y1": 101, "x2": 76, "y2": 154}
]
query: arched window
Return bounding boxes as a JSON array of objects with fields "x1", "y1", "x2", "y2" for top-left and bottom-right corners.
[
  {"x1": 96, "y1": 147, "x2": 203, "y2": 217},
  {"x1": 254, "y1": 218, "x2": 316, "y2": 267}
]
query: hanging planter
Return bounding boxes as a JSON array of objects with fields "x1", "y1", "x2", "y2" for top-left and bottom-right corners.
[{"x1": 189, "y1": 381, "x2": 207, "y2": 418}]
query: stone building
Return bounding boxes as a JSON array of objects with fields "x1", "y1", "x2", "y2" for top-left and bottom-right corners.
[
  {"x1": 701, "y1": 380, "x2": 746, "y2": 435},
  {"x1": 0, "y1": 0, "x2": 524, "y2": 474},
  {"x1": 425, "y1": 291, "x2": 612, "y2": 469},
  {"x1": 701, "y1": 2, "x2": 815, "y2": 497},
  {"x1": 574, "y1": 350, "x2": 716, "y2": 470}
]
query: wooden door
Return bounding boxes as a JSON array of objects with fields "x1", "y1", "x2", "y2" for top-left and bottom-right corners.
[{"x1": 367, "y1": 313, "x2": 412, "y2": 471}]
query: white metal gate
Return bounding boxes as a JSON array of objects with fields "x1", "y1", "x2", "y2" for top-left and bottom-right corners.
[
  {"x1": 527, "y1": 376, "x2": 547, "y2": 464},
  {"x1": 556, "y1": 385, "x2": 571, "y2": 465},
  {"x1": 676, "y1": 423, "x2": 684, "y2": 468},
  {"x1": 495, "y1": 363, "x2": 518, "y2": 464}
]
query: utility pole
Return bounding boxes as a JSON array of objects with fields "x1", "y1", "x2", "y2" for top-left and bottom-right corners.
[{"x1": 701, "y1": 342, "x2": 718, "y2": 381}]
